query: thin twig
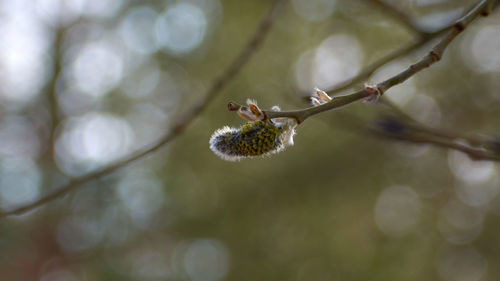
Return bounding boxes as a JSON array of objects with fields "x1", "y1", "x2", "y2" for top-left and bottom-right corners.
[
  {"x1": 320, "y1": 111, "x2": 500, "y2": 161},
  {"x1": 325, "y1": 0, "x2": 483, "y2": 96},
  {"x1": 367, "y1": 0, "x2": 500, "y2": 160},
  {"x1": 0, "y1": 0, "x2": 288, "y2": 217},
  {"x1": 323, "y1": 29, "x2": 453, "y2": 96},
  {"x1": 368, "y1": 116, "x2": 500, "y2": 161},
  {"x1": 45, "y1": 26, "x2": 66, "y2": 166},
  {"x1": 323, "y1": 0, "x2": 500, "y2": 160},
  {"x1": 379, "y1": 98, "x2": 489, "y2": 146},
  {"x1": 229, "y1": 0, "x2": 494, "y2": 125},
  {"x1": 366, "y1": 0, "x2": 424, "y2": 34},
  {"x1": 377, "y1": 0, "x2": 492, "y2": 90},
  {"x1": 323, "y1": 37, "x2": 433, "y2": 95}
]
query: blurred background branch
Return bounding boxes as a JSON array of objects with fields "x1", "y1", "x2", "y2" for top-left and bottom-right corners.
[
  {"x1": 367, "y1": 114, "x2": 500, "y2": 161},
  {"x1": 0, "y1": 0, "x2": 287, "y2": 217}
]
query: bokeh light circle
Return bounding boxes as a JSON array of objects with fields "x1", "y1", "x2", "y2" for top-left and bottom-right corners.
[{"x1": 155, "y1": 3, "x2": 207, "y2": 55}]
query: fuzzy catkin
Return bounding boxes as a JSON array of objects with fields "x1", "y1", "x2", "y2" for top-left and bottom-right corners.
[{"x1": 209, "y1": 120, "x2": 285, "y2": 161}]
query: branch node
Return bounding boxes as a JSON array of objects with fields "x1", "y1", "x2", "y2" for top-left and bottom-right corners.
[
  {"x1": 364, "y1": 84, "x2": 384, "y2": 103},
  {"x1": 429, "y1": 50, "x2": 441, "y2": 62},
  {"x1": 481, "y1": 1, "x2": 494, "y2": 16},
  {"x1": 454, "y1": 21, "x2": 466, "y2": 31}
]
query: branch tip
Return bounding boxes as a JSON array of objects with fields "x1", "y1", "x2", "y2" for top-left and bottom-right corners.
[{"x1": 227, "y1": 101, "x2": 241, "y2": 111}]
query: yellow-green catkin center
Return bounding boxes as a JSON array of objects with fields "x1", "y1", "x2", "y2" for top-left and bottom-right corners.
[{"x1": 216, "y1": 121, "x2": 283, "y2": 158}]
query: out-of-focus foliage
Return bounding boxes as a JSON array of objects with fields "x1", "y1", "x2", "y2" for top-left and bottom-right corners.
[{"x1": 0, "y1": 0, "x2": 500, "y2": 280}]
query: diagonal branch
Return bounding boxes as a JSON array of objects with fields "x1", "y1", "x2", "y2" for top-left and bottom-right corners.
[
  {"x1": 367, "y1": 115, "x2": 500, "y2": 161},
  {"x1": 0, "y1": 0, "x2": 288, "y2": 217},
  {"x1": 364, "y1": 0, "x2": 500, "y2": 161},
  {"x1": 227, "y1": 0, "x2": 500, "y2": 161},
  {"x1": 325, "y1": 0, "x2": 487, "y2": 97},
  {"x1": 366, "y1": 0, "x2": 425, "y2": 35},
  {"x1": 46, "y1": 27, "x2": 64, "y2": 160},
  {"x1": 230, "y1": 0, "x2": 495, "y2": 124},
  {"x1": 322, "y1": 35, "x2": 439, "y2": 96},
  {"x1": 297, "y1": 0, "x2": 500, "y2": 160}
]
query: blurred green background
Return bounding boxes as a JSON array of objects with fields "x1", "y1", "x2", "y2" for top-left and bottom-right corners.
[{"x1": 1, "y1": 0, "x2": 500, "y2": 280}]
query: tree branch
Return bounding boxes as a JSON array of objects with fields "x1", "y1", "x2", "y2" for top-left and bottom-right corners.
[
  {"x1": 364, "y1": 0, "x2": 500, "y2": 161},
  {"x1": 323, "y1": 0, "x2": 492, "y2": 97},
  {"x1": 0, "y1": 0, "x2": 288, "y2": 217},
  {"x1": 229, "y1": 0, "x2": 495, "y2": 125},
  {"x1": 43, "y1": 25, "x2": 68, "y2": 172},
  {"x1": 366, "y1": 0, "x2": 424, "y2": 34},
  {"x1": 322, "y1": 35, "x2": 438, "y2": 96},
  {"x1": 368, "y1": 115, "x2": 500, "y2": 161}
]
